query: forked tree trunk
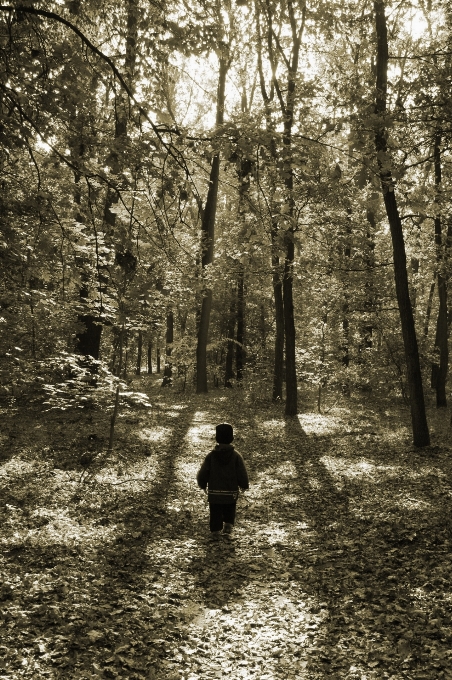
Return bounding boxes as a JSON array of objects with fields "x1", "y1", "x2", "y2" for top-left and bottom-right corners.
[
  {"x1": 196, "y1": 56, "x2": 228, "y2": 393},
  {"x1": 374, "y1": 0, "x2": 429, "y2": 446}
]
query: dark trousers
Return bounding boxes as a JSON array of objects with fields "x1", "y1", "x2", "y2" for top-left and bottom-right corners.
[{"x1": 209, "y1": 502, "x2": 236, "y2": 532}]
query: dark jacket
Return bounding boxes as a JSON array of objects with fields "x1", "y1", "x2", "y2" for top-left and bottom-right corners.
[{"x1": 197, "y1": 444, "x2": 249, "y2": 504}]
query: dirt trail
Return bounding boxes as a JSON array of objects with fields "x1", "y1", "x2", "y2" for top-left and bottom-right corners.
[{"x1": 1, "y1": 387, "x2": 452, "y2": 679}]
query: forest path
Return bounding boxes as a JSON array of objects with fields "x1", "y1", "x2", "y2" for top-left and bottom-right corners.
[{"x1": 1, "y1": 384, "x2": 452, "y2": 679}]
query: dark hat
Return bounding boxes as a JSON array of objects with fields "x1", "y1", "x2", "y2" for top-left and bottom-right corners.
[{"x1": 216, "y1": 423, "x2": 233, "y2": 444}]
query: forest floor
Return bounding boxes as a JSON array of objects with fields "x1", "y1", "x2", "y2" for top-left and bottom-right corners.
[{"x1": 1, "y1": 379, "x2": 452, "y2": 680}]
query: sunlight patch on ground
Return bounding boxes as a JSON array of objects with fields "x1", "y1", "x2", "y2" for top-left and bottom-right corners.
[
  {"x1": 399, "y1": 497, "x2": 431, "y2": 511},
  {"x1": 275, "y1": 461, "x2": 298, "y2": 478},
  {"x1": 181, "y1": 586, "x2": 321, "y2": 679},
  {"x1": 260, "y1": 419, "x2": 285, "y2": 431},
  {"x1": 251, "y1": 469, "x2": 287, "y2": 497},
  {"x1": 1, "y1": 507, "x2": 117, "y2": 550},
  {"x1": 138, "y1": 426, "x2": 173, "y2": 443},
  {"x1": 350, "y1": 491, "x2": 431, "y2": 519},
  {"x1": 321, "y1": 455, "x2": 400, "y2": 481},
  {"x1": 176, "y1": 459, "x2": 199, "y2": 479},
  {"x1": 186, "y1": 412, "x2": 215, "y2": 446},
  {"x1": 297, "y1": 413, "x2": 346, "y2": 436},
  {"x1": 257, "y1": 522, "x2": 288, "y2": 543},
  {"x1": 0, "y1": 457, "x2": 45, "y2": 481},
  {"x1": 96, "y1": 456, "x2": 161, "y2": 490}
]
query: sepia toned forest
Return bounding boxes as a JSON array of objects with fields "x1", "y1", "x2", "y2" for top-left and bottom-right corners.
[{"x1": 2, "y1": 1, "x2": 452, "y2": 678}]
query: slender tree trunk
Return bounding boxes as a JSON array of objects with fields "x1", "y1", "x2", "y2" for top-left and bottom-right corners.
[
  {"x1": 147, "y1": 338, "x2": 153, "y2": 374},
  {"x1": 156, "y1": 342, "x2": 161, "y2": 374},
  {"x1": 272, "y1": 240, "x2": 285, "y2": 401},
  {"x1": 374, "y1": 0, "x2": 429, "y2": 446},
  {"x1": 72, "y1": 135, "x2": 103, "y2": 360},
  {"x1": 136, "y1": 329, "x2": 142, "y2": 375},
  {"x1": 236, "y1": 266, "x2": 245, "y2": 383},
  {"x1": 364, "y1": 207, "x2": 376, "y2": 348},
  {"x1": 256, "y1": 9, "x2": 284, "y2": 400},
  {"x1": 342, "y1": 216, "x2": 351, "y2": 372},
  {"x1": 430, "y1": 130, "x2": 448, "y2": 406},
  {"x1": 196, "y1": 56, "x2": 228, "y2": 393},
  {"x1": 225, "y1": 291, "x2": 236, "y2": 387},
  {"x1": 424, "y1": 277, "x2": 436, "y2": 338},
  {"x1": 281, "y1": 10, "x2": 303, "y2": 416},
  {"x1": 162, "y1": 309, "x2": 174, "y2": 387}
]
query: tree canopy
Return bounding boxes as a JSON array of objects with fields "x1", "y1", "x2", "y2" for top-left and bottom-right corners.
[{"x1": 1, "y1": 0, "x2": 452, "y2": 444}]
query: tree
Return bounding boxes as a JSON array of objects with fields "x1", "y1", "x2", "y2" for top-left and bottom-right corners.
[{"x1": 373, "y1": 0, "x2": 430, "y2": 446}]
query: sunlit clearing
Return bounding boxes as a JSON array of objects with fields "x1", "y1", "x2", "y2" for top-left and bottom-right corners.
[
  {"x1": 138, "y1": 426, "x2": 172, "y2": 443},
  {"x1": 297, "y1": 413, "x2": 347, "y2": 436}
]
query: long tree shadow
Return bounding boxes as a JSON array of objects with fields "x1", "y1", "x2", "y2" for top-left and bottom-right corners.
[
  {"x1": 0, "y1": 392, "x2": 200, "y2": 679},
  {"x1": 284, "y1": 407, "x2": 452, "y2": 677}
]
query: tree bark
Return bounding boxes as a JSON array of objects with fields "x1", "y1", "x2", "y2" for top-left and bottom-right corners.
[
  {"x1": 225, "y1": 290, "x2": 236, "y2": 387},
  {"x1": 280, "y1": 0, "x2": 304, "y2": 416},
  {"x1": 196, "y1": 56, "x2": 228, "y2": 393},
  {"x1": 424, "y1": 277, "x2": 436, "y2": 337},
  {"x1": 256, "y1": 8, "x2": 284, "y2": 401},
  {"x1": 374, "y1": 0, "x2": 429, "y2": 446},
  {"x1": 236, "y1": 266, "x2": 245, "y2": 383},
  {"x1": 147, "y1": 338, "x2": 153, "y2": 374},
  {"x1": 162, "y1": 309, "x2": 174, "y2": 387},
  {"x1": 431, "y1": 130, "x2": 448, "y2": 406},
  {"x1": 136, "y1": 329, "x2": 142, "y2": 375}
]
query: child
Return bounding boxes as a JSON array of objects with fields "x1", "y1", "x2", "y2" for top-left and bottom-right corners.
[{"x1": 197, "y1": 423, "x2": 249, "y2": 538}]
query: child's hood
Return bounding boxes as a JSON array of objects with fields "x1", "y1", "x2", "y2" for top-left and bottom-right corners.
[{"x1": 213, "y1": 443, "x2": 235, "y2": 465}]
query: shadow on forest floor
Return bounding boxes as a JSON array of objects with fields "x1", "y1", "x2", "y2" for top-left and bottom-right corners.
[{"x1": 1, "y1": 383, "x2": 452, "y2": 679}]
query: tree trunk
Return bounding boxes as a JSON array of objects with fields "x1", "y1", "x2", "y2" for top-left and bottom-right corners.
[
  {"x1": 236, "y1": 266, "x2": 245, "y2": 383},
  {"x1": 147, "y1": 338, "x2": 153, "y2": 374},
  {"x1": 431, "y1": 130, "x2": 448, "y2": 406},
  {"x1": 77, "y1": 309, "x2": 102, "y2": 359},
  {"x1": 136, "y1": 329, "x2": 142, "y2": 375},
  {"x1": 256, "y1": 10, "x2": 284, "y2": 401},
  {"x1": 281, "y1": 27, "x2": 302, "y2": 416},
  {"x1": 374, "y1": 0, "x2": 429, "y2": 446},
  {"x1": 272, "y1": 241, "x2": 285, "y2": 402},
  {"x1": 424, "y1": 277, "x2": 436, "y2": 337},
  {"x1": 72, "y1": 133, "x2": 103, "y2": 360},
  {"x1": 162, "y1": 309, "x2": 174, "y2": 387},
  {"x1": 225, "y1": 290, "x2": 236, "y2": 387},
  {"x1": 196, "y1": 56, "x2": 228, "y2": 393},
  {"x1": 156, "y1": 342, "x2": 161, "y2": 374}
]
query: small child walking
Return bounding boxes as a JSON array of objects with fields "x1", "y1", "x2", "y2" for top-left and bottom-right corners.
[{"x1": 197, "y1": 423, "x2": 249, "y2": 538}]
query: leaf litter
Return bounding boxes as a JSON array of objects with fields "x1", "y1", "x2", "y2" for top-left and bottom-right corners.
[{"x1": 1, "y1": 383, "x2": 452, "y2": 679}]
